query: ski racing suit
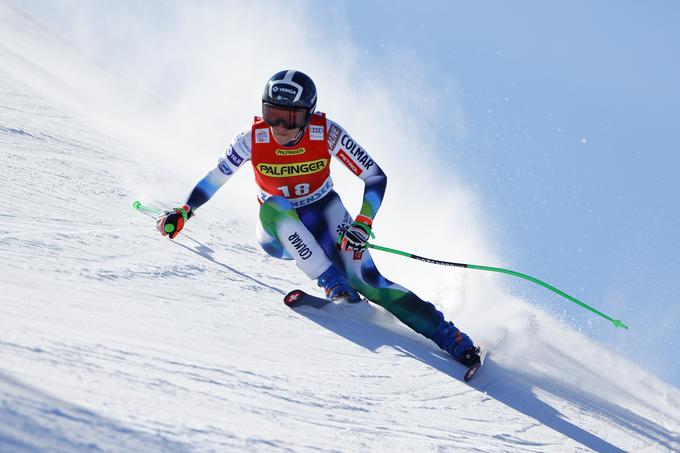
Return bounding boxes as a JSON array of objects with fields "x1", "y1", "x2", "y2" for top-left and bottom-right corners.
[{"x1": 183, "y1": 112, "x2": 474, "y2": 360}]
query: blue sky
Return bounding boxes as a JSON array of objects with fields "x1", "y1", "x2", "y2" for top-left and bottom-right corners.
[
  {"x1": 334, "y1": 0, "x2": 680, "y2": 383},
  {"x1": 11, "y1": 0, "x2": 680, "y2": 386}
]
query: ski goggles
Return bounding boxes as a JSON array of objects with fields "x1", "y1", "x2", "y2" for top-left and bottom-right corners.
[{"x1": 262, "y1": 103, "x2": 309, "y2": 129}]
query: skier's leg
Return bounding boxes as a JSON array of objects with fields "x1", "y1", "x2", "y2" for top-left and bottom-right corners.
[
  {"x1": 259, "y1": 196, "x2": 359, "y2": 300},
  {"x1": 257, "y1": 196, "x2": 331, "y2": 279},
  {"x1": 345, "y1": 250, "x2": 475, "y2": 363},
  {"x1": 297, "y1": 192, "x2": 475, "y2": 363},
  {"x1": 256, "y1": 221, "x2": 293, "y2": 260}
]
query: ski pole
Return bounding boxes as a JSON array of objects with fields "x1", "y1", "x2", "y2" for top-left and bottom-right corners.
[
  {"x1": 366, "y1": 243, "x2": 628, "y2": 330},
  {"x1": 132, "y1": 200, "x2": 163, "y2": 216},
  {"x1": 132, "y1": 201, "x2": 188, "y2": 235}
]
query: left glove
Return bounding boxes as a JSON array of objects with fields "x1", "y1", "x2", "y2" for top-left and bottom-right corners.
[
  {"x1": 156, "y1": 204, "x2": 193, "y2": 239},
  {"x1": 338, "y1": 215, "x2": 375, "y2": 252}
]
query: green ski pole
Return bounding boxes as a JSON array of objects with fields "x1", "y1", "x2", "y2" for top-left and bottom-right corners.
[
  {"x1": 132, "y1": 200, "x2": 163, "y2": 216},
  {"x1": 367, "y1": 243, "x2": 628, "y2": 330},
  {"x1": 132, "y1": 201, "x2": 191, "y2": 235}
]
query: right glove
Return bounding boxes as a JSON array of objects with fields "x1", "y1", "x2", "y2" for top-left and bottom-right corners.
[
  {"x1": 156, "y1": 204, "x2": 193, "y2": 239},
  {"x1": 337, "y1": 215, "x2": 375, "y2": 252}
]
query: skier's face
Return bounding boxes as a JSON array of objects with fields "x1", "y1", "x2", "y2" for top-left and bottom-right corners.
[{"x1": 270, "y1": 124, "x2": 301, "y2": 145}]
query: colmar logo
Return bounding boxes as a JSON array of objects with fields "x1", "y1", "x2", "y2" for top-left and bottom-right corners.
[
  {"x1": 275, "y1": 147, "x2": 306, "y2": 156},
  {"x1": 340, "y1": 135, "x2": 374, "y2": 170},
  {"x1": 256, "y1": 159, "x2": 328, "y2": 177},
  {"x1": 288, "y1": 232, "x2": 312, "y2": 259}
]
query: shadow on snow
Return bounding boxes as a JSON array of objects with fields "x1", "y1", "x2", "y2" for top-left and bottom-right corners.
[
  {"x1": 291, "y1": 303, "x2": 675, "y2": 452},
  {"x1": 174, "y1": 234, "x2": 675, "y2": 451},
  {"x1": 0, "y1": 371, "x2": 190, "y2": 452}
]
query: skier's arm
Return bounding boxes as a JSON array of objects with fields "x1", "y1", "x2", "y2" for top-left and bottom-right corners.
[
  {"x1": 357, "y1": 168, "x2": 387, "y2": 223},
  {"x1": 184, "y1": 128, "x2": 252, "y2": 211},
  {"x1": 326, "y1": 119, "x2": 387, "y2": 223},
  {"x1": 158, "y1": 128, "x2": 251, "y2": 240},
  {"x1": 158, "y1": 163, "x2": 233, "y2": 240}
]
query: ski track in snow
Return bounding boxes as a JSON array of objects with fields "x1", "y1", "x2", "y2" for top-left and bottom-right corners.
[{"x1": 1, "y1": 12, "x2": 680, "y2": 453}]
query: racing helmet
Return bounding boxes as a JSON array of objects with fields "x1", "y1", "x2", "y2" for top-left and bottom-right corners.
[{"x1": 262, "y1": 70, "x2": 317, "y2": 129}]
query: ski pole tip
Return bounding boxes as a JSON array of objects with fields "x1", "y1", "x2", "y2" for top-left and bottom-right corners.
[
  {"x1": 132, "y1": 200, "x2": 141, "y2": 209},
  {"x1": 612, "y1": 319, "x2": 629, "y2": 329}
]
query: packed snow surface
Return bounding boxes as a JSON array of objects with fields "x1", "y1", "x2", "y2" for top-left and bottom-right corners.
[{"x1": 1, "y1": 4, "x2": 679, "y2": 452}]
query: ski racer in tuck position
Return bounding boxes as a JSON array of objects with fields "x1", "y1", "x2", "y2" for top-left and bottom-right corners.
[{"x1": 157, "y1": 69, "x2": 482, "y2": 368}]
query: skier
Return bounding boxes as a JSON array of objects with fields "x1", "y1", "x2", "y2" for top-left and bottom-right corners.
[{"x1": 157, "y1": 70, "x2": 481, "y2": 367}]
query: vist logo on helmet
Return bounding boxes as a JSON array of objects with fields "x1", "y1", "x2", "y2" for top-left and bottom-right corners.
[{"x1": 262, "y1": 70, "x2": 317, "y2": 129}]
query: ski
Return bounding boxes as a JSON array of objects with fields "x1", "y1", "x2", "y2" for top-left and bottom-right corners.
[
  {"x1": 463, "y1": 344, "x2": 487, "y2": 382},
  {"x1": 284, "y1": 289, "x2": 332, "y2": 309},
  {"x1": 284, "y1": 289, "x2": 488, "y2": 383}
]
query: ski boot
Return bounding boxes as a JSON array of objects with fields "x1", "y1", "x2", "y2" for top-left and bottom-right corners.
[
  {"x1": 459, "y1": 345, "x2": 483, "y2": 367},
  {"x1": 317, "y1": 264, "x2": 362, "y2": 303},
  {"x1": 431, "y1": 320, "x2": 479, "y2": 366}
]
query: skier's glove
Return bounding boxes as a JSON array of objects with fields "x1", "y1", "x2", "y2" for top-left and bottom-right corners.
[
  {"x1": 338, "y1": 215, "x2": 375, "y2": 252},
  {"x1": 156, "y1": 205, "x2": 193, "y2": 239}
]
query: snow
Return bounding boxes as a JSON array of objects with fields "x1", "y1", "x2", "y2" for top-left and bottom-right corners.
[{"x1": 1, "y1": 4, "x2": 680, "y2": 452}]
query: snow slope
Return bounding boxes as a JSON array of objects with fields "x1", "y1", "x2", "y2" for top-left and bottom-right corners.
[{"x1": 1, "y1": 4, "x2": 679, "y2": 452}]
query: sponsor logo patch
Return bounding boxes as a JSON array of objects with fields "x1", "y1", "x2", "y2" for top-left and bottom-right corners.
[
  {"x1": 337, "y1": 150, "x2": 363, "y2": 176},
  {"x1": 256, "y1": 159, "x2": 328, "y2": 177},
  {"x1": 227, "y1": 147, "x2": 244, "y2": 166},
  {"x1": 309, "y1": 125, "x2": 324, "y2": 141},
  {"x1": 218, "y1": 158, "x2": 233, "y2": 176},
  {"x1": 273, "y1": 85, "x2": 298, "y2": 97},
  {"x1": 288, "y1": 232, "x2": 312, "y2": 259},
  {"x1": 288, "y1": 179, "x2": 333, "y2": 207},
  {"x1": 327, "y1": 124, "x2": 342, "y2": 150},
  {"x1": 275, "y1": 147, "x2": 306, "y2": 156},
  {"x1": 340, "y1": 134, "x2": 374, "y2": 170},
  {"x1": 255, "y1": 128, "x2": 270, "y2": 144}
]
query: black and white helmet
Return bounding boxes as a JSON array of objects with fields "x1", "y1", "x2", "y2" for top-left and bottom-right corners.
[{"x1": 262, "y1": 70, "x2": 317, "y2": 128}]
